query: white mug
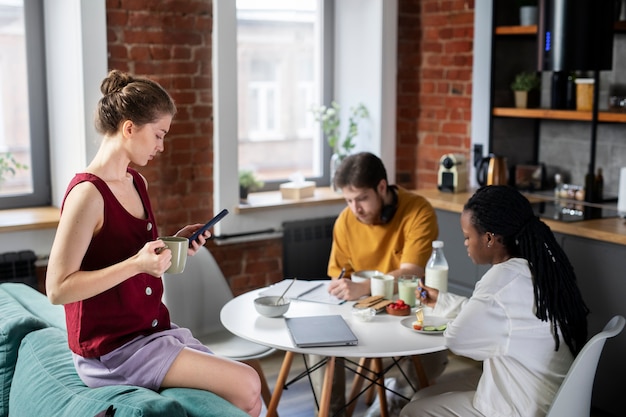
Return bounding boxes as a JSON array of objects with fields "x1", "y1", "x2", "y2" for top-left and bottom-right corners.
[{"x1": 370, "y1": 274, "x2": 394, "y2": 299}]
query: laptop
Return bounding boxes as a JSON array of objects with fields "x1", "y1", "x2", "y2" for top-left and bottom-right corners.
[{"x1": 285, "y1": 315, "x2": 358, "y2": 348}]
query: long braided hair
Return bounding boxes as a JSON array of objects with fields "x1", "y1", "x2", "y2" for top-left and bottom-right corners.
[{"x1": 464, "y1": 186, "x2": 589, "y2": 356}]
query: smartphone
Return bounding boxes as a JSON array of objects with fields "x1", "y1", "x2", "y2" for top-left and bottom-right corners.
[{"x1": 188, "y1": 208, "x2": 229, "y2": 246}]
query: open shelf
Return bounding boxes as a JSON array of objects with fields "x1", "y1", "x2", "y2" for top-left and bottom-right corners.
[
  {"x1": 493, "y1": 107, "x2": 626, "y2": 123},
  {"x1": 495, "y1": 25, "x2": 537, "y2": 35},
  {"x1": 496, "y1": 21, "x2": 626, "y2": 36}
]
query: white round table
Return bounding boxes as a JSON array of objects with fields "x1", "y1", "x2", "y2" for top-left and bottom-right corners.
[{"x1": 221, "y1": 284, "x2": 447, "y2": 417}]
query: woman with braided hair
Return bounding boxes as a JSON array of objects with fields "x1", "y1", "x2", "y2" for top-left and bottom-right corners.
[{"x1": 401, "y1": 185, "x2": 589, "y2": 417}]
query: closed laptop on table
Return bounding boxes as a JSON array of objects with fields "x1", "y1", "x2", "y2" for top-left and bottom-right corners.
[{"x1": 285, "y1": 315, "x2": 358, "y2": 348}]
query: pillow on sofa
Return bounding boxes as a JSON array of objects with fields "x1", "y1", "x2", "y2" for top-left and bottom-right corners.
[
  {"x1": 9, "y1": 328, "x2": 249, "y2": 417},
  {"x1": 0, "y1": 286, "x2": 48, "y2": 417},
  {"x1": 0, "y1": 283, "x2": 66, "y2": 330}
]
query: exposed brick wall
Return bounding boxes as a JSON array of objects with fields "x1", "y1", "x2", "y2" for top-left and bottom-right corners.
[
  {"x1": 104, "y1": 0, "x2": 475, "y2": 295},
  {"x1": 399, "y1": 0, "x2": 475, "y2": 190},
  {"x1": 106, "y1": 0, "x2": 214, "y2": 236}
]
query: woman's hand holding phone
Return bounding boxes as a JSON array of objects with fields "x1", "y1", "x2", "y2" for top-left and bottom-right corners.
[{"x1": 187, "y1": 209, "x2": 229, "y2": 247}]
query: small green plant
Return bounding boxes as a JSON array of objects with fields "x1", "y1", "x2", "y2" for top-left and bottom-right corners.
[
  {"x1": 238, "y1": 170, "x2": 264, "y2": 191},
  {"x1": 0, "y1": 152, "x2": 27, "y2": 184},
  {"x1": 311, "y1": 101, "x2": 369, "y2": 157},
  {"x1": 511, "y1": 71, "x2": 540, "y2": 92}
]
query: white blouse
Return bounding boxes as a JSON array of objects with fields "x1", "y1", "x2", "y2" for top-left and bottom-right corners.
[{"x1": 433, "y1": 258, "x2": 574, "y2": 417}]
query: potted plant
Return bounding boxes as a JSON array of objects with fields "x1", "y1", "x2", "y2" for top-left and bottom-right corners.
[
  {"x1": 511, "y1": 71, "x2": 541, "y2": 108},
  {"x1": 518, "y1": 0, "x2": 538, "y2": 26},
  {"x1": 311, "y1": 101, "x2": 369, "y2": 158},
  {"x1": 311, "y1": 101, "x2": 369, "y2": 190},
  {"x1": 238, "y1": 169, "x2": 264, "y2": 202},
  {"x1": 0, "y1": 152, "x2": 27, "y2": 186}
]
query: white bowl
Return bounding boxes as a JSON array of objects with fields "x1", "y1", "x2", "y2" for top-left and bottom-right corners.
[
  {"x1": 254, "y1": 296, "x2": 291, "y2": 318},
  {"x1": 351, "y1": 270, "x2": 385, "y2": 283}
]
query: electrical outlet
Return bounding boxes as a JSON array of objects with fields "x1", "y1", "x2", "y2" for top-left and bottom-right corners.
[{"x1": 473, "y1": 144, "x2": 484, "y2": 167}]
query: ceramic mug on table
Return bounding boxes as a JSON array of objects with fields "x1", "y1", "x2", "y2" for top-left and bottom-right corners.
[
  {"x1": 370, "y1": 274, "x2": 394, "y2": 299},
  {"x1": 158, "y1": 236, "x2": 189, "y2": 274}
]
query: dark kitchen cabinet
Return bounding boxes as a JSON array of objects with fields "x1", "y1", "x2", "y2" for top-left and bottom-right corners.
[
  {"x1": 555, "y1": 231, "x2": 626, "y2": 417},
  {"x1": 434, "y1": 209, "x2": 489, "y2": 297}
]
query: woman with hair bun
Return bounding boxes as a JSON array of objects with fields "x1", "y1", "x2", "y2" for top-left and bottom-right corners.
[
  {"x1": 46, "y1": 70, "x2": 262, "y2": 416},
  {"x1": 401, "y1": 185, "x2": 589, "y2": 417}
]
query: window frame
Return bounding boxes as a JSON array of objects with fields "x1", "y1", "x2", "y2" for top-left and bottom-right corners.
[
  {"x1": 0, "y1": 0, "x2": 50, "y2": 209},
  {"x1": 213, "y1": 0, "x2": 398, "y2": 239},
  {"x1": 236, "y1": 0, "x2": 335, "y2": 191}
]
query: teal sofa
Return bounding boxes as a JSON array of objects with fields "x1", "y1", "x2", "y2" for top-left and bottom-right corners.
[{"x1": 0, "y1": 283, "x2": 248, "y2": 417}]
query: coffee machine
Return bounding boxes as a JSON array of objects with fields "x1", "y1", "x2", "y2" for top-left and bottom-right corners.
[{"x1": 438, "y1": 153, "x2": 468, "y2": 193}]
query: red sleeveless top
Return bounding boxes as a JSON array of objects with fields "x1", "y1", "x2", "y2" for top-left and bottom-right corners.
[{"x1": 62, "y1": 168, "x2": 171, "y2": 357}]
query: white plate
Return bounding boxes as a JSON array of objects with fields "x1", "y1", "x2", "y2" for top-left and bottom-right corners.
[{"x1": 400, "y1": 316, "x2": 448, "y2": 335}]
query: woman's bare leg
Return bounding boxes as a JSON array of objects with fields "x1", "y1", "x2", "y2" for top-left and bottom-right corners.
[{"x1": 161, "y1": 347, "x2": 262, "y2": 417}]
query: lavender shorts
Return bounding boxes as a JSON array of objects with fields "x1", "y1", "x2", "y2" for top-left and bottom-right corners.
[{"x1": 73, "y1": 325, "x2": 211, "y2": 391}]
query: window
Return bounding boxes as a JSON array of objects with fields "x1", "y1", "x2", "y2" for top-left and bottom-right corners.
[
  {"x1": 236, "y1": 0, "x2": 330, "y2": 188},
  {"x1": 0, "y1": 0, "x2": 49, "y2": 209},
  {"x1": 213, "y1": 0, "x2": 396, "y2": 238}
]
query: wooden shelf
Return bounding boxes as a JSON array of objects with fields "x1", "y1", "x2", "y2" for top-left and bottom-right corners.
[
  {"x1": 495, "y1": 25, "x2": 537, "y2": 35},
  {"x1": 493, "y1": 107, "x2": 626, "y2": 123},
  {"x1": 496, "y1": 21, "x2": 626, "y2": 36}
]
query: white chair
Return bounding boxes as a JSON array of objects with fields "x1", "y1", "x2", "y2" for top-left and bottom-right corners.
[
  {"x1": 162, "y1": 246, "x2": 276, "y2": 407},
  {"x1": 546, "y1": 315, "x2": 625, "y2": 417}
]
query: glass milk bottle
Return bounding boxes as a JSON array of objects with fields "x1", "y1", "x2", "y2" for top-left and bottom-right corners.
[{"x1": 425, "y1": 240, "x2": 448, "y2": 292}]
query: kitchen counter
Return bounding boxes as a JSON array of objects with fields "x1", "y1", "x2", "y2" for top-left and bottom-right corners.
[{"x1": 417, "y1": 188, "x2": 626, "y2": 246}]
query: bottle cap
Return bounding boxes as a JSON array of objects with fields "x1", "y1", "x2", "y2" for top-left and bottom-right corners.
[{"x1": 432, "y1": 240, "x2": 444, "y2": 248}]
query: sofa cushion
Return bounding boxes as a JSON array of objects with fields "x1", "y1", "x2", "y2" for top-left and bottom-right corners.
[
  {"x1": 9, "y1": 327, "x2": 188, "y2": 417},
  {"x1": 0, "y1": 283, "x2": 66, "y2": 330},
  {"x1": 10, "y1": 327, "x2": 249, "y2": 417},
  {"x1": 0, "y1": 286, "x2": 48, "y2": 417},
  {"x1": 160, "y1": 388, "x2": 249, "y2": 417}
]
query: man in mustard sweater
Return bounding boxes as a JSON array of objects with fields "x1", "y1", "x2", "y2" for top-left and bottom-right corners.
[
  {"x1": 315, "y1": 152, "x2": 447, "y2": 416},
  {"x1": 327, "y1": 152, "x2": 438, "y2": 300}
]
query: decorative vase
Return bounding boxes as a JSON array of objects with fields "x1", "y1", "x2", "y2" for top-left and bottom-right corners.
[
  {"x1": 330, "y1": 152, "x2": 346, "y2": 193},
  {"x1": 239, "y1": 185, "x2": 249, "y2": 203},
  {"x1": 514, "y1": 91, "x2": 528, "y2": 109},
  {"x1": 519, "y1": 6, "x2": 538, "y2": 26}
]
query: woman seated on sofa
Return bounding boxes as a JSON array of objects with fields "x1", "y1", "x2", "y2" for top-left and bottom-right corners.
[
  {"x1": 400, "y1": 185, "x2": 589, "y2": 417},
  {"x1": 46, "y1": 70, "x2": 261, "y2": 417}
]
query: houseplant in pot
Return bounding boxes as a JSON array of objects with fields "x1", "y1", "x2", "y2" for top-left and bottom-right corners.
[
  {"x1": 311, "y1": 101, "x2": 369, "y2": 190},
  {"x1": 238, "y1": 169, "x2": 264, "y2": 202},
  {"x1": 511, "y1": 71, "x2": 541, "y2": 109},
  {"x1": 518, "y1": 0, "x2": 538, "y2": 26}
]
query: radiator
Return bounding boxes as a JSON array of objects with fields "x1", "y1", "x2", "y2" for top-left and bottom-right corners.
[
  {"x1": 0, "y1": 250, "x2": 38, "y2": 289},
  {"x1": 282, "y1": 216, "x2": 336, "y2": 279}
]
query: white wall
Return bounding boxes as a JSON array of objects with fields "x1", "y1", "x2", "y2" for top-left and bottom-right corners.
[
  {"x1": 45, "y1": 0, "x2": 107, "y2": 207},
  {"x1": 470, "y1": 0, "x2": 492, "y2": 188},
  {"x1": 335, "y1": 0, "x2": 397, "y2": 178}
]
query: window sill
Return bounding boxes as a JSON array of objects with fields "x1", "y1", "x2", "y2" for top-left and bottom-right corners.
[
  {"x1": 235, "y1": 186, "x2": 345, "y2": 213},
  {"x1": 0, "y1": 206, "x2": 60, "y2": 233}
]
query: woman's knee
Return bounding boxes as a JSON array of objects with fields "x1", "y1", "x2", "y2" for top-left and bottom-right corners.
[{"x1": 234, "y1": 364, "x2": 262, "y2": 413}]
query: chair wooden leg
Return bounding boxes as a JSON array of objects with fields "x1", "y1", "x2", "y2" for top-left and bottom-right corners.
[{"x1": 242, "y1": 358, "x2": 273, "y2": 409}]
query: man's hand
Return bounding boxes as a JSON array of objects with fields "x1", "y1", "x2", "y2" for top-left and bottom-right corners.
[{"x1": 328, "y1": 279, "x2": 370, "y2": 301}]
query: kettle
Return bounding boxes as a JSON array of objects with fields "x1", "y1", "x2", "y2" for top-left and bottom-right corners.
[{"x1": 476, "y1": 154, "x2": 508, "y2": 186}]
